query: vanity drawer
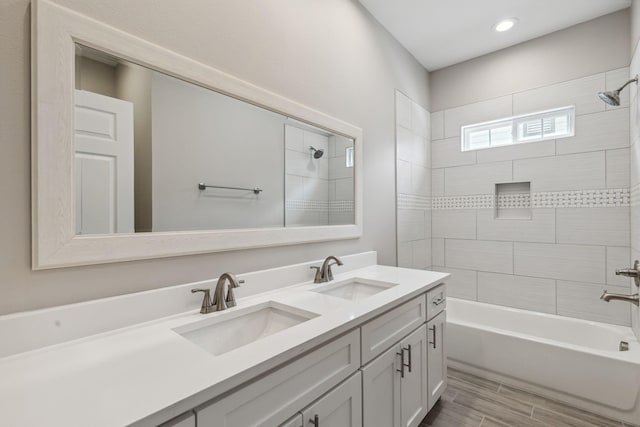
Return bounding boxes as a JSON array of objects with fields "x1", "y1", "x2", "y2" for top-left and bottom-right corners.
[
  {"x1": 361, "y1": 295, "x2": 426, "y2": 364},
  {"x1": 426, "y1": 284, "x2": 446, "y2": 321},
  {"x1": 195, "y1": 329, "x2": 360, "y2": 427}
]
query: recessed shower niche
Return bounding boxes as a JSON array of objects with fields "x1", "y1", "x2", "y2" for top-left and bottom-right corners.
[{"x1": 495, "y1": 182, "x2": 531, "y2": 220}]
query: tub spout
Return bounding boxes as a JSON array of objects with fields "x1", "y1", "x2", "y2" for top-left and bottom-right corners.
[{"x1": 600, "y1": 290, "x2": 639, "y2": 306}]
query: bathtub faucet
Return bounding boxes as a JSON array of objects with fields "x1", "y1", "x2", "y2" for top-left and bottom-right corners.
[{"x1": 600, "y1": 290, "x2": 639, "y2": 306}]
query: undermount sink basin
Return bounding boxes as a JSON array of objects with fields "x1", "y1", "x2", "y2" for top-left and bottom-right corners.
[
  {"x1": 174, "y1": 302, "x2": 318, "y2": 356},
  {"x1": 312, "y1": 278, "x2": 397, "y2": 301}
]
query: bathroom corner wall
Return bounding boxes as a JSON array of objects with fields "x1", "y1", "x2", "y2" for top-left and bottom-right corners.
[
  {"x1": 396, "y1": 91, "x2": 431, "y2": 269},
  {"x1": 630, "y1": 0, "x2": 640, "y2": 338}
]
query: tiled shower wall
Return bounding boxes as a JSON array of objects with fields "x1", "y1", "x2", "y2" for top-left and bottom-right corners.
[
  {"x1": 430, "y1": 68, "x2": 633, "y2": 326},
  {"x1": 396, "y1": 91, "x2": 431, "y2": 269}
]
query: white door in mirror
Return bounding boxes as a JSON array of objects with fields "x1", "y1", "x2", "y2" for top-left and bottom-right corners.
[{"x1": 74, "y1": 90, "x2": 134, "y2": 234}]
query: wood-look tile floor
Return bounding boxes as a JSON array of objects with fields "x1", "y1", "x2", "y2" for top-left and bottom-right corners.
[{"x1": 420, "y1": 368, "x2": 638, "y2": 427}]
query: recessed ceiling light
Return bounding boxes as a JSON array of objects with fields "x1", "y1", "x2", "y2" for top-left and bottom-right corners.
[{"x1": 494, "y1": 18, "x2": 518, "y2": 33}]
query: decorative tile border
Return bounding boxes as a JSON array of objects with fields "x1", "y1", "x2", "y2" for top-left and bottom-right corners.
[
  {"x1": 430, "y1": 188, "x2": 630, "y2": 210},
  {"x1": 397, "y1": 194, "x2": 431, "y2": 210},
  {"x1": 431, "y1": 195, "x2": 494, "y2": 210},
  {"x1": 285, "y1": 200, "x2": 354, "y2": 212},
  {"x1": 531, "y1": 189, "x2": 629, "y2": 208}
]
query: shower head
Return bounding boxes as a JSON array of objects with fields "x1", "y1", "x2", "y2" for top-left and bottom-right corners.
[
  {"x1": 309, "y1": 146, "x2": 324, "y2": 159},
  {"x1": 598, "y1": 75, "x2": 638, "y2": 106}
]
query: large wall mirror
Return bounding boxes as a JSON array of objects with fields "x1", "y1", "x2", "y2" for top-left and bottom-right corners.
[{"x1": 32, "y1": 0, "x2": 362, "y2": 269}]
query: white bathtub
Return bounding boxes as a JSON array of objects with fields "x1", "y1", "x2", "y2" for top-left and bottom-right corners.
[{"x1": 447, "y1": 298, "x2": 640, "y2": 424}]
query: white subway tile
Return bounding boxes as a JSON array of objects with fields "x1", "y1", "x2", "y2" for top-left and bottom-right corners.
[
  {"x1": 632, "y1": 186, "x2": 640, "y2": 253},
  {"x1": 432, "y1": 169, "x2": 444, "y2": 196},
  {"x1": 397, "y1": 160, "x2": 412, "y2": 194},
  {"x1": 477, "y1": 272, "x2": 556, "y2": 314},
  {"x1": 557, "y1": 281, "x2": 630, "y2": 326},
  {"x1": 397, "y1": 241, "x2": 412, "y2": 268},
  {"x1": 607, "y1": 246, "x2": 632, "y2": 286},
  {"x1": 606, "y1": 148, "x2": 630, "y2": 189},
  {"x1": 556, "y1": 207, "x2": 629, "y2": 246},
  {"x1": 424, "y1": 210, "x2": 432, "y2": 239},
  {"x1": 432, "y1": 238, "x2": 445, "y2": 266},
  {"x1": 432, "y1": 137, "x2": 476, "y2": 168},
  {"x1": 396, "y1": 126, "x2": 414, "y2": 163},
  {"x1": 605, "y1": 67, "x2": 631, "y2": 110},
  {"x1": 631, "y1": 92, "x2": 639, "y2": 146},
  {"x1": 514, "y1": 243, "x2": 605, "y2": 283},
  {"x1": 556, "y1": 109, "x2": 629, "y2": 155},
  {"x1": 396, "y1": 91, "x2": 412, "y2": 130},
  {"x1": 632, "y1": 141, "x2": 640, "y2": 187},
  {"x1": 411, "y1": 163, "x2": 430, "y2": 196},
  {"x1": 446, "y1": 239, "x2": 513, "y2": 274},
  {"x1": 285, "y1": 174, "x2": 304, "y2": 200},
  {"x1": 303, "y1": 177, "x2": 329, "y2": 201},
  {"x1": 476, "y1": 140, "x2": 555, "y2": 164},
  {"x1": 432, "y1": 209, "x2": 476, "y2": 239},
  {"x1": 397, "y1": 209, "x2": 425, "y2": 242},
  {"x1": 412, "y1": 239, "x2": 430, "y2": 269},
  {"x1": 304, "y1": 131, "x2": 329, "y2": 152},
  {"x1": 334, "y1": 178, "x2": 353, "y2": 200},
  {"x1": 444, "y1": 161, "x2": 512, "y2": 195},
  {"x1": 412, "y1": 102, "x2": 429, "y2": 138},
  {"x1": 444, "y1": 95, "x2": 512, "y2": 138},
  {"x1": 431, "y1": 111, "x2": 444, "y2": 140},
  {"x1": 430, "y1": 266, "x2": 477, "y2": 300},
  {"x1": 285, "y1": 125, "x2": 304, "y2": 152},
  {"x1": 513, "y1": 152, "x2": 605, "y2": 192},
  {"x1": 513, "y1": 73, "x2": 605, "y2": 116},
  {"x1": 477, "y1": 209, "x2": 555, "y2": 243}
]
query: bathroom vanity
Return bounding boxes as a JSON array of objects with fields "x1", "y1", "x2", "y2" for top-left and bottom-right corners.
[{"x1": 0, "y1": 253, "x2": 448, "y2": 426}]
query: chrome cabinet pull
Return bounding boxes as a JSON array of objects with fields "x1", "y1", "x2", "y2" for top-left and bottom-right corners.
[
  {"x1": 396, "y1": 348, "x2": 405, "y2": 378},
  {"x1": 309, "y1": 414, "x2": 319, "y2": 426},
  {"x1": 432, "y1": 297, "x2": 445, "y2": 306},
  {"x1": 403, "y1": 344, "x2": 412, "y2": 373},
  {"x1": 429, "y1": 325, "x2": 437, "y2": 349}
]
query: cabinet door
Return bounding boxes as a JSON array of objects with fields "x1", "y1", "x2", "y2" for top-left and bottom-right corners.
[
  {"x1": 427, "y1": 311, "x2": 447, "y2": 411},
  {"x1": 302, "y1": 372, "x2": 362, "y2": 427},
  {"x1": 400, "y1": 325, "x2": 428, "y2": 427},
  {"x1": 280, "y1": 413, "x2": 303, "y2": 427},
  {"x1": 196, "y1": 330, "x2": 359, "y2": 426},
  {"x1": 361, "y1": 344, "x2": 401, "y2": 427}
]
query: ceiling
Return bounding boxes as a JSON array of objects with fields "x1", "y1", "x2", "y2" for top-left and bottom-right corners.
[{"x1": 358, "y1": 0, "x2": 632, "y2": 71}]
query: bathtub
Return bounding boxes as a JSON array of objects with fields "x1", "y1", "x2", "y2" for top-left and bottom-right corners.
[{"x1": 446, "y1": 298, "x2": 640, "y2": 424}]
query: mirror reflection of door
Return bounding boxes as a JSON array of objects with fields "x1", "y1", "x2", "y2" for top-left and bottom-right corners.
[{"x1": 74, "y1": 89, "x2": 135, "y2": 234}]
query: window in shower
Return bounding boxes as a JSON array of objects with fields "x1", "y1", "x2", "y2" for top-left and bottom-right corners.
[{"x1": 461, "y1": 105, "x2": 575, "y2": 152}]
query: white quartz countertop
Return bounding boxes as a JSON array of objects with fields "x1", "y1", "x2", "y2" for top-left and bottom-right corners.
[{"x1": 0, "y1": 265, "x2": 448, "y2": 427}]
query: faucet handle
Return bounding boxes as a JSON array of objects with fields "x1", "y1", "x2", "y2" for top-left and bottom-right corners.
[
  {"x1": 191, "y1": 288, "x2": 213, "y2": 314},
  {"x1": 310, "y1": 266, "x2": 322, "y2": 283},
  {"x1": 225, "y1": 279, "x2": 244, "y2": 308}
]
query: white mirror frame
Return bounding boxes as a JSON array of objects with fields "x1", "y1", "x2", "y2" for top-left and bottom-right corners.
[{"x1": 31, "y1": 0, "x2": 363, "y2": 269}]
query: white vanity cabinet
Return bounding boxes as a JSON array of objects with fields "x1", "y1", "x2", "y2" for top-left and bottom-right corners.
[
  {"x1": 195, "y1": 330, "x2": 360, "y2": 426},
  {"x1": 179, "y1": 286, "x2": 446, "y2": 427},
  {"x1": 301, "y1": 372, "x2": 363, "y2": 427},
  {"x1": 361, "y1": 325, "x2": 428, "y2": 427},
  {"x1": 425, "y1": 284, "x2": 447, "y2": 411},
  {"x1": 426, "y1": 311, "x2": 447, "y2": 411}
]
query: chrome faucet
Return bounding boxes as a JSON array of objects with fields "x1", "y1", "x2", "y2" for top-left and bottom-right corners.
[
  {"x1": 600, "y1": 291, "x2": 639, "y2": 306},
  {"x1": 191, "y1": 272, "x2": 244, "y2": 314},
  {"x1": 310, "y1": 255, "x2": 343, "y2": 283}
]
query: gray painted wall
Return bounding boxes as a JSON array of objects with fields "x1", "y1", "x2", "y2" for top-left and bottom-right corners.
[
  {"x1": 0, "y1": 0, "x2": 429, "y2": 315},
  {"x1": 430, "y1": 10, "x2": 630, "y2": 112}
]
